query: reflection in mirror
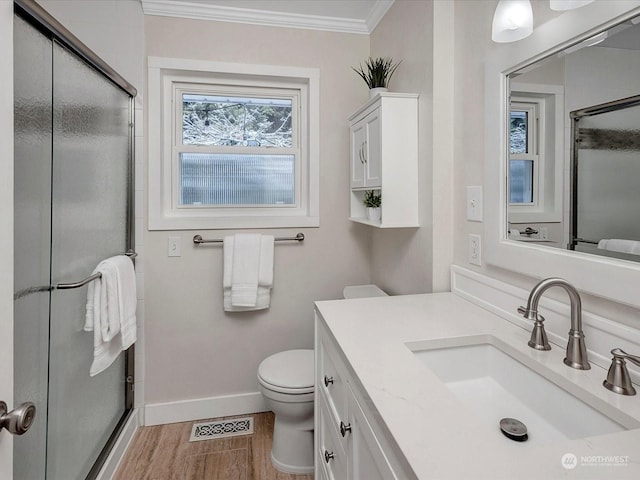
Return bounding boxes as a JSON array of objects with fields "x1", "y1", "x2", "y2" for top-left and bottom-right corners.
[{"x1": 507, "y1": 15, "x2": 640, "y2": 262}]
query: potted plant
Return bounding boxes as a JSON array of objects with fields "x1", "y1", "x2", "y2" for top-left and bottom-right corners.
[
  {"x1": 363, "y1": 190, "x2": 382, "y2": 222},
  {"x1": 352, "y1": 57, "x2": 402, "y2": 98}
]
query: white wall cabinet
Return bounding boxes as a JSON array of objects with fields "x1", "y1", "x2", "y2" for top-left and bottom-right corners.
[
  {"x1": 351, "y1": 107, "x2": 382, "y2": 189},
  {"x1": 315, "y1": 315, "x2": 412, "y2": 479},
  {"x1": 348, "y1": 93, "x2": 419, "y2": 228}
]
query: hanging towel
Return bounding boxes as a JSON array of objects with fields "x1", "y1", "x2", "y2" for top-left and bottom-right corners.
[
  {"x1": 597, "y1": 239, "x2": 640, "y2": 256},
  {"x1": 223, "y1": 234, "x2": 274, "y2": 311},
  {"x1": 84, "y1": 255, "x2": 137, "y2": 376}
]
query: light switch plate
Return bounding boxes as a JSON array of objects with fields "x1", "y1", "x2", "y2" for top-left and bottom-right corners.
[
  {"x1": 467, "y1": 186, "x2": 483, "y2": 222},
  {"x1": 168, "y1": 236, "x2": 181, "y2": 257}
]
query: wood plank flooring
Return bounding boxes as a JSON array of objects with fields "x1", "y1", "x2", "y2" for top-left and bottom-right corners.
[{"x1": 114, "y1": 412, "x2": 314, "y2": 480}]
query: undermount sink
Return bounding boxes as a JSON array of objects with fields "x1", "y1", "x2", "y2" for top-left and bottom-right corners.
[{"x1": 408, "y1": 336, "x2": 628, "y2": 445}]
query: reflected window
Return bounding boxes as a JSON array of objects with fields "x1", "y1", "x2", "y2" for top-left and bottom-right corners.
[
  {"x1": 510, "y1": 110, "x2": 528, "y2": 154},
  {"x1": 509, "y1": 101, "x2": 538, "y2": 205},
  {"x1": 509, "y1": 159, "x2": 534, "y2": 203}
]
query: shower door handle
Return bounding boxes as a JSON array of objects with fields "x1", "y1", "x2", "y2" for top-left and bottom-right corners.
[{"x1": 0, "y1": 400, "x2": 36, "y2": 435}]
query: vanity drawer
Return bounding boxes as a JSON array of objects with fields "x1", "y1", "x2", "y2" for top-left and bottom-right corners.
[
  {"x1": 317, "y1": 330, "x2": 348, "y2": 423},
  {"x1": 317, "y1": 390, "x2": 348, "y2": 480}
]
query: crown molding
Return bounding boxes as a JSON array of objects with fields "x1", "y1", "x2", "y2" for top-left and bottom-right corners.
[
  {"x1": 366, "y1": 0, "x2": 394, "y2": 33},
  {"x1": 141, "y1": 0, "x2": 395, "y2": 35}
]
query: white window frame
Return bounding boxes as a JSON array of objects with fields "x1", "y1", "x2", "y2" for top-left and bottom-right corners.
[
  {"x1": 509, "y1": 100, "x2": 540, "y2": 207},
  {"x1": 148, "y1": 57, "x2": 319, "y2": 230},
  {"x1": 508, "y1": 83, "x2": 564, "y2": 224}
]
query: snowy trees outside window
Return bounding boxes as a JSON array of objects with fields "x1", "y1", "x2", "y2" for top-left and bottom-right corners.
[
  {"x1": 509, "y1": 103, "x2": 538, "y2": 205},
  {"x1": 177, "y1": 90, "x2": 299, "y2": 207},
  {"x1": 182, "y1": 94, "x2": 293, "y2": 147}
]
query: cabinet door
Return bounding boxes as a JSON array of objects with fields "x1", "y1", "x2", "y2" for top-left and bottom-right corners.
[
  {"x1": 348, "y1": 386, "x2": 398, "y2": 480},
  {"x1": 350, "y1": 119, "x2": 366, "y2": 188},
  {"x1": 363, "y1": 110, "x2": 382, "y2": 187}
]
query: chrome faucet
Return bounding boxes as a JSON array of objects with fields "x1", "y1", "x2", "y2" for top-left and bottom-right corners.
[{"x1": 518, "y1": 278, "x2": 590, "y2": 370}]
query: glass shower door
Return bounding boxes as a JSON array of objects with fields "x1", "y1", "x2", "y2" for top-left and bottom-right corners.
[
  {"x1": 47, "y1": 41, "x2": 132, "y2": 480},
  {"x1": 13, "y1": 13, "x2": 52, "y2": 480},
  {"x1": 13, "y1": 9, "x2": 134, "y2": 480}
]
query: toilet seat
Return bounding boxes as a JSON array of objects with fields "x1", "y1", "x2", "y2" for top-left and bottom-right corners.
[{"x1": 257, "y1": 349, "x2": 314, "y2": 394}]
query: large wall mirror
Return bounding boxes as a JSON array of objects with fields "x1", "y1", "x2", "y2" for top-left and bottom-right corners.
[
  {"x1": 484, "y1": 1, "x2": 640, "y2": 309},
  {"x1": 507, "y1": 14, "x2": 640, "y2": 264}
]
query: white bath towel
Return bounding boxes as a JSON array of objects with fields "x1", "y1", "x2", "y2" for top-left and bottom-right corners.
[
  {"x1": 223, "y1": 234, "x2": 274, "y2": 311},
  {"x1": 84, "y1": 255, "x2": 137, "y2": 376},
  {"x1": 597, "y1": 239, "x2": 640, "y2": 256}
]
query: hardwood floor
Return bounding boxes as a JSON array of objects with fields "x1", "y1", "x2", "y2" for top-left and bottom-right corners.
[{"x1": 114, "y1": 412, "x2": 314, "y2": 480}]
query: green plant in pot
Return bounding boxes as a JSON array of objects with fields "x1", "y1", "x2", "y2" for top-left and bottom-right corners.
[
  {"x1": 352, "y1": 57, "x2": 402, "y2": 97},
  {"x1": 363, "y1": 190, "x2": 382, "y2": 222}
]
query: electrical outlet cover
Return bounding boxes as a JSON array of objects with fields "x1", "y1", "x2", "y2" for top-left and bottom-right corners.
[{"x1": 469, "y1": 234, "x2": 482, "y2": 266}]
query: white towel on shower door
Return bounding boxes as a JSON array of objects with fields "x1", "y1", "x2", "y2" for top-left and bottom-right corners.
[
  {"x1": 223, "y1": 234, "x2": 274, "y2": 311},
  {"x1": 84, "y1": 255, "x2": 137, "y2": 376},
  {"x1": 597, "y1": 239, "x2": 640, "y2": 256}
]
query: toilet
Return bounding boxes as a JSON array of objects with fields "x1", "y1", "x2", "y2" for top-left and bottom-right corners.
[{"x1": 257, "y1": 284, "x2": 387, "y2": 474}]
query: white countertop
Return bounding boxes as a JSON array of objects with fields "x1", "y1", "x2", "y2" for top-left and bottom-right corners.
[{"x1": 314, "y1": 292, "x2": 640, "y2": 480}]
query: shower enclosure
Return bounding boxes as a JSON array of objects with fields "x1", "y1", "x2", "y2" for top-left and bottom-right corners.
[
  {"x1": 13, "y1": 1, "x2": 136, "y2": 478},
  {"x1": 569, "y1": 94, "x2": 640, "y2": 262}
]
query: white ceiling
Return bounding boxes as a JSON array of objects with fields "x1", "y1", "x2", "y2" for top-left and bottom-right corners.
[{"x1": 141, "y1": 0, "x2": 395, "y2": 34}]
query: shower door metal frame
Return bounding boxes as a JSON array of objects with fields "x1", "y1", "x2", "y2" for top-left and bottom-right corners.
[
  {"x1": 14, "y1": 0, "x2": 137, "y2": 478},
  {"x1": 569, "y1": 93, "x2": 640, "y2": 251}
]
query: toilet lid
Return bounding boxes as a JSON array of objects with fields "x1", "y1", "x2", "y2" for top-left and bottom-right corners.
[{"x1": 258, "y1": 349, "x2": 314, "y2": 390}]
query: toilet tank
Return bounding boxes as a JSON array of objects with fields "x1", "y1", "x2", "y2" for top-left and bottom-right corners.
[{"x1": 342, "y1": 284, "x2": 388, "y2": 299}]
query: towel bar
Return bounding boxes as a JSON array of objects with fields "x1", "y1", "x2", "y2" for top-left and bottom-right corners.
[
  {"x1": 193, "y1": 233, "x2": 305, "y2": 245},
  {"x1": 13, "y1": 251, "x2": 138, "y2": 300},
  {"x1": 574, "y1": 238, "x2": 600, "y2": 245}
]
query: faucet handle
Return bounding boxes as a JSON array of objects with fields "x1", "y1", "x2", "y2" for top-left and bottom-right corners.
[
  {"x1": 603, "y1": 348, "x2": 640, "y2": 396},
  {"x1": 518, "y1": 305, "x2": 532, "y2": 317},
  {"x1": 518, "y1": 306, "x2": 545, "y2": 322}
]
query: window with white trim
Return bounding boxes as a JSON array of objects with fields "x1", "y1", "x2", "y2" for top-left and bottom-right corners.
[
  {"x1": 148, "y1": 57, "x2": 319, "y2": 230},
  {"x1": 509, "y1": 101, "x2": 539, "y2": 205},
  {"x1": 508, "y1": 84, "x2": 564, "y2": 224}
]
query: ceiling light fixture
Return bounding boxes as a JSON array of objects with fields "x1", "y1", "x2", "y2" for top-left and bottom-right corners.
[
  {"x1": 492, "y1": 0, "x2": 534, "y2": 43},
  {"x1": 562, "y1": 30, "x2": 608, "y2": 54}
]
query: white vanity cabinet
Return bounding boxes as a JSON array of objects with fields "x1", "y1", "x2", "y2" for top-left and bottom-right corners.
[
  {"x1": 348, "y1": 93, "x2": 419, "y2": 228},
  {"x1": 315, "y1": 315, "x2": 411, "y2": 480}
]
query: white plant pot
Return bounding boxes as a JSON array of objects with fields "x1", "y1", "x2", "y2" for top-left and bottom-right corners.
[
  {"x1": 369, "y1": 87, "x2": 388, "y2": 98},
  {"x1": 366, "y1": 207, "x2": 381, "y2": 222}
]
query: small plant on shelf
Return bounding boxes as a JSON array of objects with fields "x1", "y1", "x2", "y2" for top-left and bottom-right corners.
[
  {"x1": 363, "y1": 190, "x2": 381, "y2": 222},
  {"x1": 352, "y1": 57, "x2": 402, "y2": 89},
  {"x1": 363, "y1": 190, "x2": 381, "y2": 208}
]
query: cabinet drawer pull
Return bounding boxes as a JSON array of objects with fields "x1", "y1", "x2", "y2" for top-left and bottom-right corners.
[
  {"x1": 323, "y1": 375, "x2": 334, "y2": 387},
  {"x1": 359, "y1": 144, "x2": 365, "y2": 164},
  {"x1": 324, "y1": 450, "x2": 335, "y2": 463},
  {"x1": 363, "y1": 140, "x2": 367, "y2": 163},
  {"x1": 340, "y1": 421, "x2": 352, "y2": 437}
]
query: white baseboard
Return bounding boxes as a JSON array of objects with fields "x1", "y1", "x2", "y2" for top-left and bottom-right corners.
[
  {"x1": 95, "y1": 408, "x2": 141, "y2": 480},
  {"x1": 451, "y1": 265, "x2": 640, "y2": 384},
  {"x1": 144, "y1": 391, "x2": 269, "y2": 426}
]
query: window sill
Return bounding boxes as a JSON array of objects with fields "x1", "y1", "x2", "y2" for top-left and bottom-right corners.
[{"x1": 148, "y1": 212, "x2": 319, "y2": 231}]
